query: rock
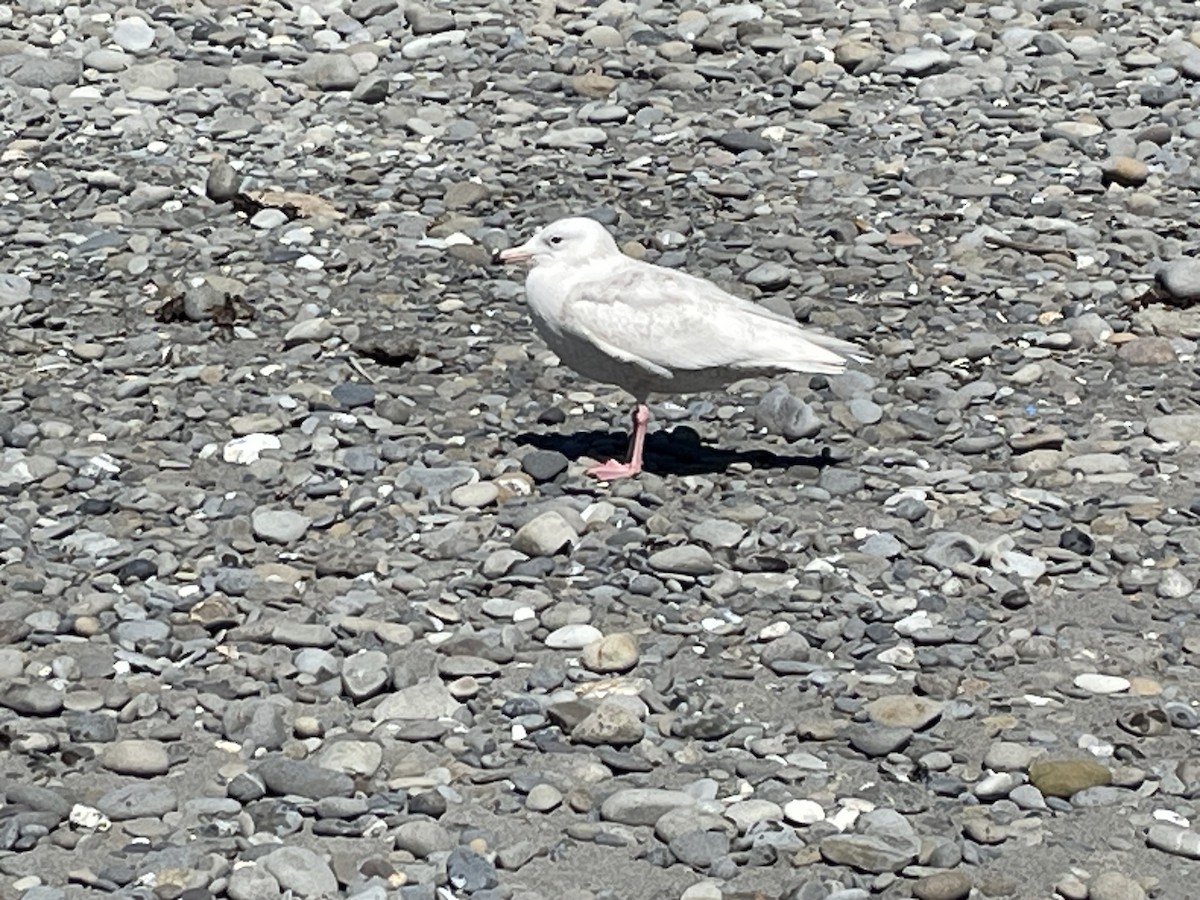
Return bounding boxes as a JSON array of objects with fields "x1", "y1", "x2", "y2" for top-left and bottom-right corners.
[
  {"x1": 647, "y1": 544, "x2": 715, "y2": 576},
  {"x1": 112, "y1": 17, "x2": 155, "y2": 52},
  {"x1": 406, "y1": 5, "x2": 456, "y2": 34},
  {"x1": 447, "y1": 847, "x2": 498, "y2": 892},
  {"x1": 756, "y1": 385, "x2": 821, "y2": 440},
  {"x1": 819, "y1": 833, "x2": 919, "y2": 874},
  {"x1": 96, "y1": 783, "x2": 177, "y2": 820},
  {"x1": 784, "y1": 799, "x2": 825, "y2": 825},
  {"x1": 572, "y1": 700, "x2": 644, "y2": 746},
  {"x1": 600, "y1": 788, "x2": 696, "y2": 827},
  {"x1": 0, "y1": 684, "x2": 63, "y2": 716},
  {"x1": 395, "y1": 820, "x2": 454, "y2": 857},
  {"x1": 373, "y1": 679, "x2": 462, "y2": 721},
  {"x1": 724, "y1": 798, "x2": 783, "y2": 833},
  {"x1": 512, "y1": 511, "x2": 577, "y2": 556},
  {"x1": 102, "y1": 739, "x2": 170, "y2": 776},
  {"x1": 251, "y1": 509, "x2": 311, "y2": 544},
  {"x1": 1148, "y1": 414, "x2": 1200, "y2": 444},
  {"x1": 1103, "y1": 156, "x2": 1149, "y2": 187},
  {"x1": 545, "y1": 623, "x2": 603, "y2": 650},
  {"x1": 984, "y1": 741, "x2": 1042, "y2": 772},
  {"x1": 1147, "y1": 823, "x2": 1200, "y2": 859},
  {"x1": 1117, "y1": 337, "x2": 1177, "y2": 365},
  {"x1": 570, "y1": 72, "x2": 617, "y2": 98},
  {"x1": 922, "y1": 532, "x2": 982, "y2": 568},
  {"x1": 0, "y1": 273, "x2": 32, "y2": 307},
  {"x1": 0, "y1": 55, "x2": 81, "y2": 88},
  {"x1": 401, "y1": 30, "x2": 467, "y2": 59},
  {"x1": 849, "y1": 725, "x2": 912, "y2": 756},
  {"x1": 744, "y1": 262, "x2": 792, "y2": 290},
  {"x1": 342, "y1": 650, "x2": 390, "y2": 700},
  {"x1": 581, "y1": 633, "x2": 639, "y2": 673},
  {"x1": 526, "y1": 783, "x2": 563, "y2": 812},
  {"x1": 864, "y1": 695, "x2": 944, "y2": 730},
  {"x1": 227, "y1": 864, "x2": 281, "y2": 900},
  {"x1": 1157, "y1": 259, "x2": 1200, "y2": 302},
  {"x1": 1089, "y1": 871, "x2": 1146, "y2": 900},
  {"x1": 912, "y1": 870, "x2": 972, "y2": 900},
  {"x1": 669, "y1": 829, "x2": 730, "y2": 868},
  {"x1": 1028, "y1": 759, "x2": 1112, "y2": 798},
  {"x1": 260, "y1": 846, "x2": 338, "y2": 898},
  {"x1": 444, "y1": 182, "x2": 492, "y2": 211},
  {"x1": 537, "y1": 127, "x2": 609, "y2": 148},
  {"x1": 255, "y1": 757, "x2": 355, "y2": 799},
  {"x1": 834, "y1": 39, "x2": 879, "y2": 72},
  {"x1": 892, "y1": 48, "x2": 952, "y2": 75},
  {"x1": 1074, "y1": 673, "x2": 1130, "y2": 695}
]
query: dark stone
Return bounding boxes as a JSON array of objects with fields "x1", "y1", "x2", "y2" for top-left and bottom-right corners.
[
  {"x1": 117, "y1": 557, "x2": 159, "y2": 583},
  {"x1": 447, "y1": 846, "x2": 498, "y2": 892},
  {"x1": 407, "y1": 790, "x2": 447, "y2": 818},
  {"x1": 332, "y1": 382, "x2": 376, "y2": 408},
  {"x1": 710, "y1": 129, "x2": 772, "y2": 153},
  {"x1": 1059, "y1": 527, "x2": 1094, "y2": 555},
  {"x1": 521, "y1": 449, "x2": 569, "y2": 482}
]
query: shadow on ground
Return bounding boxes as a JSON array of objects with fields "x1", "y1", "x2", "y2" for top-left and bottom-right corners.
[{"x1": 515, "y1": 424, "x2": 836, "y2": 477}]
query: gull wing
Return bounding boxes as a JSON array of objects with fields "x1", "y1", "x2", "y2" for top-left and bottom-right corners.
[{"x1": 557, "y1": 260, "x2": 862, "y2": 378}]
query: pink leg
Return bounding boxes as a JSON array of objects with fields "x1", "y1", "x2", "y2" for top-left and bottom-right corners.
[{"x1": 587, "y1": 404, "x2": 650, "y2": 480}]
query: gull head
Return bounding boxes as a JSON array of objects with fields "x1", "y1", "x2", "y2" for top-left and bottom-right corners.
[{"x1": 498, "y1": 216, "x2": 620, "y2": 267}]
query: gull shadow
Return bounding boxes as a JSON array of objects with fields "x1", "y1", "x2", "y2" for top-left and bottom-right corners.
[{"x1": 515, "y1": 425, "x2": 836, "y2": 477}]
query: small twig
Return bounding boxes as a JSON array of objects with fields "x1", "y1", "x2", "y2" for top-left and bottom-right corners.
[
  {"x1": 983, "y1": 233, "x2": 1075, "y2": 259},
  {"x1": 347, "y1": 356, "x2": 379, "y2": 384}
]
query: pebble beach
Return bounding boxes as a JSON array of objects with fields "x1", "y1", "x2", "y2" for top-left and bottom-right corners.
[{"x1": 3, "y1": 1, "x2": 1200, "y2": 899}]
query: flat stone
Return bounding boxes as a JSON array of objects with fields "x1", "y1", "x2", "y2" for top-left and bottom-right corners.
[
  {"x1": 581, "y1": 633, "x2": 639, "y2": 673},
  {"x1": 97, "y1": 783, "x2": 177, "y2": 820},
  {"x1": 226, "y1": 864, "x2": 281, "y2": 900},
  {"x1": 1158, "y1": 259, "x2": 1200, "y2": 301},
  {"x1": 373, "y1": 679, "x2": 462, "y2": 721},
  {"x1": 913, "y1": 870, "x2": 972, "y2": 900},
  {"x1": 260, "y1": 846, "x2": 338, "y2": 898},
  {"x1": 1088, "y1": 871, "x2": 1146, "y2": 900},
  {"x1": 512, "y1": 511, "x2": 576, "y2": 556},
  {"x1": 669, "y1": 829, "x2": 730, "y2": 868},
  {"x1": 1117, "y1": 337, "x2": 1177, "y2": 365},
  {"x1": 447, "y1": 846, "x2": 498, "y2": 892},
  {"x1": 784, "y1": 799, "x2": 825, "y2": 825},
  {"x1": 864, "y1": 695, "x2": 944, "y2": 730},
  {"x1": 819, "y1": 833, "x2": 919, "y2": 874},
  {"x1": 394, "y1": 820, "x2": 454, "y2": 857},
  {"x1": 0, "y1": 684, "x2": 64, "y2": 715},
  {"x1": 251, "y1": 509, "x2": 311, "y2": 544},
  {"x1": 600, "y1": 788, "x2": 696, "y2": 827},
  {"x1": 255, "y1": 756, "x2": 355, "y2": 799},
  {"x1": 756, "y1": 385, "x2": 821, "y2": 440},
  {"x1": 545, "y1": 623, "x2": 602, "y2": 650},
  {"x1": 1029, "y1": 759, "x2": 1112, "y2": 798},
  {"x1": 573, "y1": 700, "x2": 644, "y2": 746},
  {"x1": 1147, "y1": 823, "x2": 1200, "y2": 859},
  {"x1": 102, "y1": 739, "x2": 170, "y2": 776},
  {"x1": 1148, "y1": 414, "x2": 1200, "y2": 444},
  {"x1": 1074, "y1": 673, "x2": 1131, "y2": 695},
  {"x1": 112, "y1": 17, "x2": 155, "y2": 52},
  {"x1": 647, "y1": 544, "x2": 715, "y2": 576}
]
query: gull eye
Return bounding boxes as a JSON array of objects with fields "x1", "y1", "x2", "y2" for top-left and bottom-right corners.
[{"x1": 548, "y1": 235, "x2": 563, "y2": 246}]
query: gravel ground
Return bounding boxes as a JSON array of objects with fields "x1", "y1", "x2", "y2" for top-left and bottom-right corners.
[{"x1": 3, "y1": 1, "x2": 1200, "y2": 899}]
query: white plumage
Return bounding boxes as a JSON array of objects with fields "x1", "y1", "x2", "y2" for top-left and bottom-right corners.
[{"x1": 499, "y1": 216, "x2": 866, "y2": 479}]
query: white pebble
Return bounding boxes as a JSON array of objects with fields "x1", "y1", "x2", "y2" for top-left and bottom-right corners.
[
  {"x1": 783, "y1": 799, "x2": 825, "y2": 825},
  {"x1": 1074, "y1": 673, "x2": 1130, "y2": 695}
]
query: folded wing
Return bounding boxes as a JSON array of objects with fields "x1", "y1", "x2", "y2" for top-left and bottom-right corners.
[{"x1": 558, "y1": 261, "x2": 865, "y2": 379}]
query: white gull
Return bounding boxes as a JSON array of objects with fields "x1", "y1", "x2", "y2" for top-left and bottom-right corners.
[{"x1": 499, "y1": 216, "x2": 866, "y2": 480}]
